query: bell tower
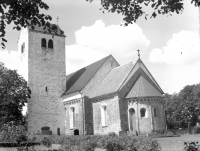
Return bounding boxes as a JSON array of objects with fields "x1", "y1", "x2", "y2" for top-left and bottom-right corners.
[{"x1": 18, "y1": 24, "x2": 66, "y2": 134}]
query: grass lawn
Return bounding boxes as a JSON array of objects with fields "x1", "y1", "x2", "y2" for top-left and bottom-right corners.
[{"x1": 156, "y1": 134, "x2": 200, "y2": 151}]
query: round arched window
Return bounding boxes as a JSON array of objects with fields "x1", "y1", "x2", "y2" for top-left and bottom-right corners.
[{"x1": 140, "y1": 108, "x2": 146, "y2": 118}]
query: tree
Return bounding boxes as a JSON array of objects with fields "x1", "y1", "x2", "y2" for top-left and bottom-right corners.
[
  {"x1": 0, "y1": 0, "x2": 54, "y2": 48},
  {"x1": 0, "y1": 62, "x2": 30, "y2": 125},
  {"x1": 178, "y1": 84, "x2": 200, "y2": 126},
  {"x1": 88, "y1": 0, "x2": 200, "y2": 25},
  {"x1": 164, "y1": 93, "x2": 183, "y2": 129},
  {"x1": 164, "y1": 84, "x2": 200, "y2": 129}
]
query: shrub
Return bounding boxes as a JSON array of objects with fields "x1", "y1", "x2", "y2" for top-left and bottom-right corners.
[
  {"x1": 41, "y1": 137, "x2": 52, "y2": 148},
  {"x1": 193, "y1": 126, "x2": 200, "y2": 134},
  {"x1": 184, "y1": 142, "x2": 200, "y2": 151},
  {"x1": 0, "y1": 123, "x2": 27, "y2": 143},
  {"x1": 58, "y1": 135, "x2": 161, "y2": 151},
  {"x1": 108, "y1": 132, "x2": 118, "y2": 138}
]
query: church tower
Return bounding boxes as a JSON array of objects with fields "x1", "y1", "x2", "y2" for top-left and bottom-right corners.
[{"x1": 18, "y1": 25, "x2": 66, "y2": 134}]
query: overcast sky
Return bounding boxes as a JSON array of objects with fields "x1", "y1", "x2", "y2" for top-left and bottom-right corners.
[{"x1": 0, "y1": 0, "x2": 199, "y2": 94}]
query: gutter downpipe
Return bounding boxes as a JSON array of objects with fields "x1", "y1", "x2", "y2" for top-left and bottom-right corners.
[{"x1": 80, "y1": 91, "x2": 85, "y2": 135}]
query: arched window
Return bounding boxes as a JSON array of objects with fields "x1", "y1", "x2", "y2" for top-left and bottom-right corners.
[
  {"x1": 48, "y1": 39, "x2": 53, "y2": 49},
  {"x1": 69, "y1": 106, "x2": 75, "y2": 129},
  {"x1": 140, "y1": 108, "x2": 146, "y2": 118},
  {"x1": 101, "y1": 105, "x2": 107, "y2": 127},
  {"x1": 129, "y1": 108, "x2": 135, "y2": 131},
  {"x1": 41, "y1": 38, "x2": 46, "y2": 48}
]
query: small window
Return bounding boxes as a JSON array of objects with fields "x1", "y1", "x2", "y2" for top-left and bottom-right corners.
[
  {"x1": 69, "y1": 106, "x2": 75, "y2": 129},
  {"x1": 101, "y1": 105, "x2": 107, "y2": 127},
  {"x1": 154, "y1": 108, "x2": 157, "y2": 117},
  {"x1": 140, "y1": 108, "x2": 146, "y2": 118},
  {"x1": 21, "y1": 43, "x2": 25, "y2": 53},
  {"x1": 48, "y1": 39, "x2": 53, "y2": 49},
  {"x1": 41, "y1": 38, "x2": 46, "y2": 48}
]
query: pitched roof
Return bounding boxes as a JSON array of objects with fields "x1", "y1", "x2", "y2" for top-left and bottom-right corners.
[
  {"x1": 63, "y1": 55, "x2": 111, "y2": 95},
  {"x1": 92, "y1": 59, "x2": 164, "y2": 98},
  {"x1": 92, "y1": 62, "x2": 134, "y2": 97},
  {"x1": 126, "y1": 76, "x2": 163, "y2": 98},
  {"x1": 28, "y1": 23, "x2": 65, "y2": 37}
]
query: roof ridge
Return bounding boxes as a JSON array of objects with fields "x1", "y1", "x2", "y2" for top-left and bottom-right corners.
[
  {"x1": 66, "y1": 55, "x2": 111, "y2": 77},
  {"x1": 64, "y1": 55, "x2": 112, "y2": 95},
  {"x1": 117, "y1": 61, "x2": 137, "y2": 91},
  {"x1": 90, "y1": 55, "x2": 117, "y2": 98},
  {"x1": 110, "y1": 61, "x2": 133, "y2": 71},
  {"x1": 81, "y1": 55, "x2": 112, "y2": 93},
  {"x1": 138, "y1": 59, "x2": 164, "y2": 94}
]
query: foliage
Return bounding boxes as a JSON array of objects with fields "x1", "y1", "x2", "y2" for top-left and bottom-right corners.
[
  {"x1": 88, "y1": 0, "x2": 199, "y2": 25},
  {"x1": 193, "y1": 126, "x2": 200, "y2": 134},
  {"x1": 149, "y1": 129, "x2": 175, "y2": 137},
  {"x1": 164, "y1": 83, "x2": 200, "y2": 129},
  {"x1": 41, "y1": 137, "x2": 52, "y2": 148},
  {"x1": 0, "y1": 123, "x2": 27, "y2": 143},
  {"x1": 0, "y1": 0, "x2": 54, "y2": 48},
  {"x1": 0, "y1": 62, "x2": 30, "y2": 125},
  {"x1": 35, "y1": 134, "x2": 161, "y2": 151},
  {"x1": 184, "y1": 142, "x2": 200, "y2": 151}
]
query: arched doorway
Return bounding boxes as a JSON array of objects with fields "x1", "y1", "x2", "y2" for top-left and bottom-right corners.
[{"x1": 129, "y1": 108, "x2": 136, "y2": 131}]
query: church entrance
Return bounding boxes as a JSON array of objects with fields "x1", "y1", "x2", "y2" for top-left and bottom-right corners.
[{"x1": 129, "y1": 108, "x2": 136, "y2": 131}]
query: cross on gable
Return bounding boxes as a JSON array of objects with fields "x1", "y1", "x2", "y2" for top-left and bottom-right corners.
[
  {"x1": 56, "y1": 16, "x2": 59, "y2": 25},
  {"x1": 137, "y1": 49, "x2": 140, "y2": 59}
]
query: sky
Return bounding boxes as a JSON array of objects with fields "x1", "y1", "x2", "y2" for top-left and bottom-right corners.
[{"x1": 0, "y1": 0, "x2": 200, "y2": 95}]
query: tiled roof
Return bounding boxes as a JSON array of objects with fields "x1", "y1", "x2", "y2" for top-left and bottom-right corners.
[
  {"x1": 92, "y1": 62, "x2": 134, "y2": 98},
  {"x1": 28, "y1": 23, "x2": 65, "y2": 36},
  {"x1": 126, "y1": 76, "x2": 163, "y2": 98},
  {"x1": 63, "y1": 55, "x2": 111, "y2": 95}
]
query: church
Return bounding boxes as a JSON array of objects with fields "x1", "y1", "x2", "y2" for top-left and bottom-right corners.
[{"x1": 17, "y1": 24, "x2": 166, "y2": 135}]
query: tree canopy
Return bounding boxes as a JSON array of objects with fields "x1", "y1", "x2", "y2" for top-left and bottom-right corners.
[
  {"x1": 88, "y1": 0, "x2": 200, "y2": 25},
  {"x1": 0, "y1": 62, "x2": 30, "y2": 125},
  {"x1": 164, "y1": 83, "x2": 200, "y2": 128},
  {"x1": 0, "y1": 0, "x2": 52, "y2": 48}
]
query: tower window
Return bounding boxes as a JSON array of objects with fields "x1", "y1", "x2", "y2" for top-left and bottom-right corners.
[
  {"x1": 41, "y1": 38, "x2": 46, "y2": 48},
  {"x1": 48, "y1": 39, "x2": 53, "y2": 49},
  {"x1": 21, "y1": 43, "x2": 25, "y2": 53}
]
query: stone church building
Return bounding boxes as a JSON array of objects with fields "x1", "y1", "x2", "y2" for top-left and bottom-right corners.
[{"x1": 18, "y1": 24, "x2": 166, "y2": 135}]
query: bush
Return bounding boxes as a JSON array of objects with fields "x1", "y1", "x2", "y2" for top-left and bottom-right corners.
[
  {"x1": 193, "y1": 126, "x2": 200, "y2": 134},
  {"x1": 184, "y1": 142, "x2": 200, "y2": 151},
  {"x1": 41, "y1": 137, "x2": 52, "y2": 148},
  {"x1": 0, "y1": 123, "x2": 27, "y2": 143},
  {"x1": 58, "y1": 135, "x2": 161, "y2": 151}
]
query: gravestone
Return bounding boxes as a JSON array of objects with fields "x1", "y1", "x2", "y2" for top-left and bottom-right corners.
[{"x1": 74, "y1": 129, "x2": 79, "y2": 135}]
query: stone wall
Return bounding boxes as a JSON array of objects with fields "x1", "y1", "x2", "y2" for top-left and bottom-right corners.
[
  {"x1": 127, "y1": 97, "x2": 165, "y2": 134},
  {"x1": 92, "y1": 95, "x2": 121, "y2": 135},
  {"x1": 82, "y1": 55, "x2": 119, "y2": 135},
  {"x1": 18, "y1": 28, "x2": 66, "y2": 134},
  {"x1": 63, "y1": 99, "x2": 84, "y2": 135}
]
